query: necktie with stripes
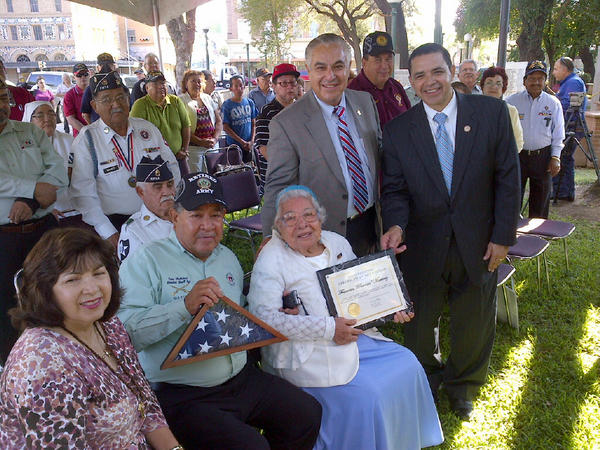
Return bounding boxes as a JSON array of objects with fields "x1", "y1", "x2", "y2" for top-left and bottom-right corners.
[
  {"x1": 433, "y1": 112, "x2": 454, "y2": 194},
  {"x1": 333, "y1": 106, "x2": 368, "y2": 213}
]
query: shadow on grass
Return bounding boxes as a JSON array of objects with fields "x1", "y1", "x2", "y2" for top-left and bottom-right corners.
[{"x1": 504, "y1": 220, "x2": 600, "y2": 448}]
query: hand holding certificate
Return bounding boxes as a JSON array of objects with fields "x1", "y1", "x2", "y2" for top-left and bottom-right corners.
[{"x1": 316, "y1": 250, "x2": 413, "y2": 330}]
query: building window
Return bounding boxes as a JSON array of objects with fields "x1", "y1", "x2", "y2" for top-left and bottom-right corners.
[
  {"x1": 127, "y1": 29, "x2": 136, "y2": 43},
  {"x1": 55, "y1": 0, "x2": 62, "y2": 12},
  {"x1": 19, "y1": 26, "x2": 31, "y2": 40},
  {"x1": 6, "y1": 0, "x2": 13, "y2": 13},
  {"x1": 30, "y1": 0, "x2": 39, "y2": 12},
  {"x1": 54, "y1": 53, "x2": 66, "y2": 61},
  {"x1": 33, "y1": 25, "x2": 43, "y2": 41},
  {"x1": 44, "y1": 25, "x2": 55, "y2": 40},
  {"x1": 35, "y1": 54, "x2": 48, "y2": 62},
  {"x1": 9, "y1": 25, "x2": 17, "y2": 40},
  {"x1": 16, "y1": 54, "x2": 30, "y2": 63}
]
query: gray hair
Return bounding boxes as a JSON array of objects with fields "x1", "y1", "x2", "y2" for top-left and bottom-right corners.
[
  {"x1": 273, "y1": 188, "x2": 326, "y2": 233},
  {"x1": 144, "y1": 52, "x2": 159, "y2": 63},
  {"x1": 459, "y1": 59, "x2": 478, "y2": 72},
  {"x1": 305, "y1": 33, "x2": 352, "y2": 68},
  {"x1": 201, "y1": 70, "x2": 214, "y2": 81}
]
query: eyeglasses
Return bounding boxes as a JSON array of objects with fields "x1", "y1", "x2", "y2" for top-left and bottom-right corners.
[
  {"x1": 31, "y1": 112, "x2": 57, "y2": 120},
  {"x1": 483, "y1": 80, "x2": 503, "y2": 87},
  {"x1": 278, "y1": 209, "x2": 319, "y2": 227},
  {"x1": 277, "y1": 80, "x2": 298, "y2": 88},
  {"x1": 75, "y1": 72, "x2": 90, "y2": 78},
  {"x1": 94, "y1": 93, "x2": 129, "y2": 105}
]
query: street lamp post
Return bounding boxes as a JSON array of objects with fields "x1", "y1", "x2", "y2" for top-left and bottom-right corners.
[
  {"x1": 203, "y1": 28, "x2": 210, "y2": 71},
  {"x1": 434, "y1": 0, "x2": 443, "y2": 45},
  {"x1": 464, "y1": 33, "x2": 473, "y2": 60},
  {"x1": 246, "y1": 43, "x2": 250, "y2": 84},
  {"x1": 497, "y1": 0, "x2": 511, "y2": 67},
  {"x1": 388, "y1": 0, "x2": 401, "y2": 72}
]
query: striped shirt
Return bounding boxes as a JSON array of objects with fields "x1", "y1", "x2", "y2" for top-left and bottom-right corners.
[{"x1": 255, "y1": 99, "x2": 285, "y2": 195}]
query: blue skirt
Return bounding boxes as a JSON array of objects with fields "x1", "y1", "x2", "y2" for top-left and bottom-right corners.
[{"x1": 303, "y1": 335, "x2": 443, "y2": 450}]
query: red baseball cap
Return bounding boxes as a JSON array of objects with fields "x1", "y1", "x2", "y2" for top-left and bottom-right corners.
[{"x1": 272, "y1": 63, "x2": 300, "y2": 82}]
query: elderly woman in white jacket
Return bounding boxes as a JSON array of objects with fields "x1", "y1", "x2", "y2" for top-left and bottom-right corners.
[
  {"x1": 248, "y1": 186, "x2": 443, "y2": 450},
  {"x1": 23, "y1": 101, "x2": 79, "y2": 222}
]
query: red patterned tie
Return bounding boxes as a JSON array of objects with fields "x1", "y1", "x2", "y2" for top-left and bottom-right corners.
[{"x1": 333, "y1": 106, "x2": 368, "y2": 213}]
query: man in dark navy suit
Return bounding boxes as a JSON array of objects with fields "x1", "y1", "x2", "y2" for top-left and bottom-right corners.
[{"x1": 380, "y1": 43, "x2": 520, "y2": 420}]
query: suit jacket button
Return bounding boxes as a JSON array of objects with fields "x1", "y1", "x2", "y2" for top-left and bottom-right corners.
[
  {"x1": 340, "y1": 220, "x2": 346, "y2": 226},
  {"x1": 342, "y1": 194, "x2": 348, "y2": 200}
]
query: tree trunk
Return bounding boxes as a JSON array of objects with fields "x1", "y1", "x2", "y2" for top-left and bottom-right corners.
[
  {"x1": 578, "y1": 46, "x2": 595, "y2": 80},
  {"x1": 166, "y1": 9, "x2": 197, "y2": 88},
  {"x1": 373, "y1": 0, "x2": 410, "y2": 68},
  {"x1": 515, "y1": 0, "x2": 552, "y2": 61}
]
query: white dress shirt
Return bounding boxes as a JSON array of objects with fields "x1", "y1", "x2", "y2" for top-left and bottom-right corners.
[
  {"x1": 506, "y1": 90, "x2": 565, "y2": 157},
  {"x1": 70, "y1": 117, "x2": 180, "y2": 239},
  {"x1": 422, "y1": 90, "x2": 458, "y2": 149},
  {"x1": 50, "y1": 130, "x2": 77, "y2": 214},
  {"x1": 314, "y1": 92, "x2": 374, "y2": 217},
  {"x1": 118, "y1": 203, "x2": 173, "y2": 262}
]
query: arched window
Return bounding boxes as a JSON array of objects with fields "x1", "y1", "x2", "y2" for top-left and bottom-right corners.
[
  {"x1": 35, "y1": 54, "x2": 49, "y2": 62},
  {"x1": 16, "y1": 54, "x2": 31, "y2": 62},
  {"x1": 53, "y1": 53, "x2": 66, "y2": 61}
]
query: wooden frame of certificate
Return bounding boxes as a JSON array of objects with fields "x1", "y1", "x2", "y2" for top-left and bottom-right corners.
[{"x1": 316, "y1": 250, "x2": 413, "y2": 330}]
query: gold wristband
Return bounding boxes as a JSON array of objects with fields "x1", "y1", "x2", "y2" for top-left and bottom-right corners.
[
  {"x1": 551, "y1": 156, "x2": 561, "y2": 163},
  {"x1": 169, "y1": 446, "x2": 184, "y2": 450}
]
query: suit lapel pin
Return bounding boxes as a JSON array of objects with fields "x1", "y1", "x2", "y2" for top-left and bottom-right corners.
[
  {"x1": 337, "y1": 253, "x2": 343, "y2": 259},
  {"x1": 464, "y1": 125, "x2": 471, "y2": 133},
  {"x1": 356, "y1": 109, "x2": 362, "y2": 116}
]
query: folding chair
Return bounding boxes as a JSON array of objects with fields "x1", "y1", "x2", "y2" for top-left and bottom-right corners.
[
  {"x1": 496, "y1": 263, "x2": 519, "y2": 331},
  {"x1": 507, "y1": 234, "x2": 550, "y2": 292},
  {"x1": 517, "y1": 217, "x2": 576, "y2": 273},
  {"x1": 205, "y1": 146, "x2": 244, "y2": 176},
  {"x1": 218, "y1": 169, "x2": 262, "y2": 256}
]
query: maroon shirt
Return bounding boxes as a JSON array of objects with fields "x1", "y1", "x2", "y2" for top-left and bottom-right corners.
[
  {"x1": 348, "y1": 69, "x2": 411, "y2": 126},
  {"x1": 8, "y1": 85, "x2": 35, "y2": 121},
  {"x1": 63, "y1": 85, "x2": 86, "y2": 137}
]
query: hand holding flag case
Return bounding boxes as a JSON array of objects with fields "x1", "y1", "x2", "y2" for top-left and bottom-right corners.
[{"x1": 161, "y1": 296, "x2": 287, "y2": 369}]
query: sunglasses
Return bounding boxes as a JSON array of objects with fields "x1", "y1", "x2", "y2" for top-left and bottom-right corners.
[{"x1": 75, "y1": 72, "x2": 90, "y2": 78}]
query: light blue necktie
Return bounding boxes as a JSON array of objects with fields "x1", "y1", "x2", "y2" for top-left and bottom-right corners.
[{"x1": 433, "y1": 112, "x2": 454, "y2": 194}]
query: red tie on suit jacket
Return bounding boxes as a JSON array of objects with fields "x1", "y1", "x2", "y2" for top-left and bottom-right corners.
[{"x1": 333, "y1": 105, "x2": 368, "y2": 213}]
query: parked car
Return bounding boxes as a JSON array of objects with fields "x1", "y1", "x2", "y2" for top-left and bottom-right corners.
[{"x1": 25, "y1": 71, "x2": 71, "y2": 95}]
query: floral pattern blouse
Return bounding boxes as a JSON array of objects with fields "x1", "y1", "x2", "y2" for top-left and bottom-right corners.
[{"x1": 0, "y1": 317, "x2": 167, "y2": 448}]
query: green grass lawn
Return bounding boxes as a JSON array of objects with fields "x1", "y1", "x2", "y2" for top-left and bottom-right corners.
[{"x1": 223, "y1": 171, "x2": 600, "y2": 449}]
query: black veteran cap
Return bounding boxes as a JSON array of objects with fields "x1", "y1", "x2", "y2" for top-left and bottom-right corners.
[
  {"x1": 146, "y1": 71, "x2": 166, "y2": 82},
  {"x1": 136, "y1": 155, "x2": 173, "y2": 183},
  {"x1": 525, "y1": 60, "x2": 547, "y2": 78},
  {"x1": 90, "y1": 71, "x2": 124, "y2": 94},
  {"x1": 72, "y1": 63, "x2": 89, "y2": 75},
  {"x1": 175, "y1": 172, "x2": 227, "y2": 211},
  {"x1": 363, "y1": 31, "x2": 394, "y2": 57}
]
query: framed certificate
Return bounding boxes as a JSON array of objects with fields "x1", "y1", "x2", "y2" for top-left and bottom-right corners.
[{"x1": 316, "y1": 250, "x2": 412, "y2": 330}]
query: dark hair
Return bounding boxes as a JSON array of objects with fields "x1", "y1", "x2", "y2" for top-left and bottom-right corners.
[
  {"x1": 10, "y1": 228, "x2": 122, "y2": 331},
  {"x1": 451, "y1": 81, "x2": 470, "y2": 94},
  {"x1": 480, "y1": 66, "x2": 508, "y2": 93},
  {"x1": 36, "y1": 76, "x2": 45, "y2": 83},
  {"x1": 180, "y1": 69, "x2": 204, "y2": 94},
  {"x1": 408, "y1": 43, "x2": 452, "y2": 75},
  {"x1": 558, "y1": 56, "x2": 574, "y2": 72},
  {"x1": 230, "y1": 75, "x2": 244, "y2": 86}
]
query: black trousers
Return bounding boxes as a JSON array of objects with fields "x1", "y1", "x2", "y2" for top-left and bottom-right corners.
[
  {"x1": 403, "y1": 236, "x2": 497, "y2": 401},
  {"x1": 520, "y1": 147, "x2": 552, "y2": 218},
  {"x1": 153, "y1": 363, "x2": 322, "y2": 450},
  {"x1": 346, "y1": 206, "x2": 377, "y2": 257},
  {"x1": 0, "y1": 214, "x2": 58, "y2": 364}
]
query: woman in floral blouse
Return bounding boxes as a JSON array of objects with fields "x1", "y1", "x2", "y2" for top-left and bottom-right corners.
[{"x1": 0, "y1": 228, "x2": 182, "y2": 449}]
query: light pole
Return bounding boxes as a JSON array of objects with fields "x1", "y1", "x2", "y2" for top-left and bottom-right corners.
[
  {"x1": 203, "y1": 28, "x2": 210, "y2": 71},
  {"x1": 464, "y1": 33, "x2": 473, "y2": 60},
  {"x1": 388, "y1": 0, "x2": 401, "y2": 72},
  {"x1": 434, "y1": 0, "x2": 443, "y2": 45},
  {"x1": 246, "y1": 43, "x2": 250, "y2": 84}
]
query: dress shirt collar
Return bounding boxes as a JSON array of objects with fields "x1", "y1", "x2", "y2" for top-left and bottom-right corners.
[
  {"x1": 0, "y1": 119, "x2": 17, "y2": 136},
  {"x1": 147, "y1": 94, "x2": 172, "y2": 108},
  {"x1": 139, "y1": 203, "x2": 161, "y2": 227},
  {"x1": 559, "y1": 72, "x2": 576, "y2": 86},
  {"x1": 97, "y1": 118, "x2": 133, "y2": 144},
  {"x1": 423, "y1": 89, "x2": 457, "y2": 123},
  {"x1": 313, "y1": 91, "x2": 346, "y2": 117}
]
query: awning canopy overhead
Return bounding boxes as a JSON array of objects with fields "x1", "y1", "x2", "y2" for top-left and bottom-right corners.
[{"x1": 68, "y1": 0, "x2": 209, "y2": 26}]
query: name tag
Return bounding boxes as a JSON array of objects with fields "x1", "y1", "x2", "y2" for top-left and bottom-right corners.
[
  {"x1": 100, "y1": 158, "x2": 116, "y2": 166},
  {"x1": 103, "y1": 165, "x2": 119, "y2": 174},
  {"x1": 144, "y1": 147, "x2": 160, "y2": 153}
]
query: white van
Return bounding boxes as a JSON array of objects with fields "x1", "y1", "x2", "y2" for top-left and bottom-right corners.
[{"x1": 25, "y1": 71, "x2": 71, "y2": 94}]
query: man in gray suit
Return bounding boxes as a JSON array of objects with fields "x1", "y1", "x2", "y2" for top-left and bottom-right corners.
[{"x1": 262, "y1": 33, "x2": 382, "y2": 256}]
